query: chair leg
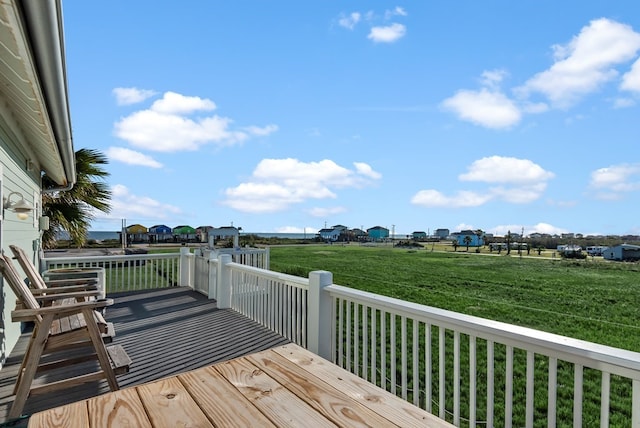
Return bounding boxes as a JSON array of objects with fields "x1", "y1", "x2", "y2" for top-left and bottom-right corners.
[
  {"x1": 9, "y1": 315, "x2": 53, "y2": 419},
  {"x1": 12, "y1": 328, "x2": 37, "y2": 396},
  {"x1": 82, "y1": 308, "x2": 118, "y2": 391}
]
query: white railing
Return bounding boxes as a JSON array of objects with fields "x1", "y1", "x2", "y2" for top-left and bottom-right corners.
[
  {"x1": 324, "y1": 283, "x2": 640, "y2": 428},
  {"x1": 227, "y1": 261, "x2": 309, "y2": 346},
  {"x1": 42, "y1": 253, "x2": 181, "y2": 293},
  {"x1": 209, "y1": 247, "x2": 269, "y2": 269}
]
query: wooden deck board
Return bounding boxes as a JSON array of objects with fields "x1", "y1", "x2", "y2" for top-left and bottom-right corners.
[{"x1": 0, "y1": 287, "x2": 289, "y2": 425}]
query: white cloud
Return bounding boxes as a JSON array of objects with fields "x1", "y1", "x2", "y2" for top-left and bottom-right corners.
[
  {"x1": 519, "y1": 18, "x2": 640, "y2": 107},
  {"x1": 106, "y1": 147, "x2": 163, "y2": 168},
  {"x1": 490, "y1": 223, "x2": 568, "y2": 236},
  {"x1": 222, "y1": 158, "x2": 381, "y2": 213},
  {"x1": 412, "y1": 156, "x2": 553, "y2": 208},
  {"x1": 354, "y1": 162, "x2": 382, "y2": 179},
  {"x1": 589, "y1": 163, "x2": 640, "y2": 199},
  {"x1": 113, "y1": 91, "x2": 275, "y2": 152},
  {"x1": 150, "y1": 91, "x2": 216, "y2": 114},
  {"x1": 244, "y1": 124, "x2": 279, "y2": 136},
  {"x1": 441, "y1": 88, "x2": 521, "y2": 129},
  {"x1": 385, "y1": 7, "x2": 407, "y2": 19},
  {"x1": 105, "y1": 184, "x2": 182, "y2": 222},
  {"x1": 338, "y1": 12, "x2": 361, "y2": 30},
  {"x1": 613, "y1": 97, "x2": 636, "y2": 108},
  {"x1": 113, "y1": 87, "x2": 157, "y2": 105},
  {"x1": 459, "y1": 156, "x2": 555, "y2": 184},
  {"x1": 621, "y1": 58, "x2": 640, "y2": 92},
  {"x1": 411, "y1": 189, "x2": 493, "y2": 208},
  {"x1": 307, "y1": 206, "x2": 347, "y2": 217},
  {"x1": 368, "y1": 23, "x2": 406, "y2": 43},
  {"x1": 480, "y1": 69, "x2": 508, "y2": 89}
]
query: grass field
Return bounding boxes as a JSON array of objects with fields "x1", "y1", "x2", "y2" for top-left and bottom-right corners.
[{"x1": 269, "y1": 244, "x2": 640, "y2": 352}]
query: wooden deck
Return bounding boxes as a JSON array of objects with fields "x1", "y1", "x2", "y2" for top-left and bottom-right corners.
[
  {"x1": 28, "y1": 343, "x2": 454, "y2": 427},
  {"x1": 0, "y1": 287, "x2": 290, "y2": 426}
]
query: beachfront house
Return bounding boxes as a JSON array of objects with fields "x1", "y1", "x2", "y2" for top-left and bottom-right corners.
[
  {"x1": 602, "y1": 243, "x2": 640, "y2": 261},
  {"x1": 196, "y1": 225, "x2": 213, "y2": 243},
  {"x1": 148, "y1": 224, "x2": 172, "y2": 243},
  {"x1": 0, "y1": 0, "x2": 76, "y2": 363},
  {"x1": 412, "y1": 231, "x2": 427, "y2": 240},
  {"x1": 125, "y1": 224, "x2": 149, "y2": 243},
  {"x1": 455, "y1": 230, "x2": 484, "y2": 247},
  {"x1": 367, "y1": 225, "x2": 389, "y2": 241},
  {"x1": 172, "y1": 225, "x2": 197, "y2": 242},
  {"x1": 318, "y1": 227, "x2": 341, "y2": 242}
]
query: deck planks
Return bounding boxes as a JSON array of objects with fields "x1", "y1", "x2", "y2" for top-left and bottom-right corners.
[{"x1": 0, "y1": 287, "x2": 289, "y2": 425}]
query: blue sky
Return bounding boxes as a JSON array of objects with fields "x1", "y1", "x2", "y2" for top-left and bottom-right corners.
[{"x1": 63, "y1": 2, "x2": 640, "y2": 237}]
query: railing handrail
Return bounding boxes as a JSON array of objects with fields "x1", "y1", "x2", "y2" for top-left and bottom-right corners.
[
  {"x1": 326, "y1": 283, "x2": 640, "y2": 378},
  {"x1": 227, "y1": 262, "x2": 309, "y2": 290},
  {"x1": 43, "y1": 253, "x2": 179, "y2": 265}
]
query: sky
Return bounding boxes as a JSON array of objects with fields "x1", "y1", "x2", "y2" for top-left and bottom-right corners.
[{"x1": 62, "y1": 1, "x2": 640, "y2": 237}]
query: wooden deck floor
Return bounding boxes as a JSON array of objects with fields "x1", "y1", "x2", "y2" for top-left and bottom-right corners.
[{"x1": 0, "y1": 287, "x2": 290, "y2": 426}]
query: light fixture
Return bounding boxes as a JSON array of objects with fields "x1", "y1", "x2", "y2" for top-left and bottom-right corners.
[{"x1": 3, "y1": 191, "x2": 34, "y2": 220}]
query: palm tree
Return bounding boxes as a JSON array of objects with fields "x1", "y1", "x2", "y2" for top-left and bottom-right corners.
[
  {"x1": 463, "y1": 235, "x2": 472, "y2": 251},
  {"x1": 42, "y1": 148, "x2": 112, "y2": 248}
]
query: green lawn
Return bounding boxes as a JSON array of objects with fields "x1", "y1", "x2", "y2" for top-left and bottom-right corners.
[{"x1": 269, "y1": 245, "x2": 640, "y2": 352}]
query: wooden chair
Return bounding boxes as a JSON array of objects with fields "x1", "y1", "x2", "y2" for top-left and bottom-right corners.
[
  {"x1": 0, "y1": 253, "x2": 131, "y2": 418},
  {"x1": 9, "y1": 244, "x2": 99, "y2": 295}
]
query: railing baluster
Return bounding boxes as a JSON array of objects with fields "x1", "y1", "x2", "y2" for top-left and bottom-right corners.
[
  {"x1": 391, "y1": 314, "x2": 397, "y2": 395},
  {"x1": 506, "y1": 345, "x2": 513, "y2": 428},
  {"x1": 425, "y1": 323, "x2": 432, "y2": 413},
  {"x1": 354, "y1": 303, "x2": 359, "y2": 376},
  {"x1": 362, "y1": 304, "x2": 368, "y2": 381},
  {"x1": 412, "y1": 319, "x2": 419, "y2": 406},
  {"x1": 401, "y1": 315, "x2": 407, "y2": 400},
  {"x1": 439, "y1": 327, "x2": 445, "y2": 420},
  {"x1": 371, "y1": 308, "x2": 377, "y2": 384},
  {"x1": 381, "y1": 310, "x2": 386, "y2": 391},
  {"x1": 469, "y1": 335, "x2": 476, "y2": 427},
  {"x1": 454, "y1": 331, "x2": 460, "y2": 426},
  {"x1": 526, "y1": 351, "x2": 535, "y2": 428},
  {"x1": 338, "y1": 298, "x2": 344, "y2": 367},
  {"x1": 600, "y1": 371, "x2": 610, "y2": 428},
  {"x1": 632, "y1": 379, "x2": 640, "y2": 428},
  {"x1": 574, "y1": 364, "x2": 583, "y2": 428},
  {"x1": 548, "y1": 357, "x2": 557, "y2": 428},
  {"x1": 487, "y1": 340, "x2": 494, "y2": 428}
]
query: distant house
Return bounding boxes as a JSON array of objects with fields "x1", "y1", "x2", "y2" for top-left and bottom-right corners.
[
  {"x1": 149, "y1": 225, "x2": 172, "y2": 243},
  {"x1": 196, "y1": 226, "x2": 214, "y2": 243},
  {"x1": 434, "y1": 229, "x2": 450, "y2": 239},
  {"x1": 210, "y1": 226, "x2": 240, "y2": 247},
  {"x1": 455, "y1": 230, "x2": 484, "y2": 247},
  {"x1": 318, "y1": 228, "x2": 341, "y2": 242},
  {"x1": 367, "y1": 226, "x2": 389, "y2": 241},
  {"x1": 602, "y1": 244, "x2": 640, "y2": 261},
  {"x1": 173, "y1": 225, "x2": 197, "y2": 242},
  {"x1": 126, "y1": 224, "x2": 149, "y2": 243},
  {"x1": 412, "y1": 231, "x2": 427, "y2": 240},
  {"x1": 351, "y1": 228, "x2": 367, "y2": 239}
]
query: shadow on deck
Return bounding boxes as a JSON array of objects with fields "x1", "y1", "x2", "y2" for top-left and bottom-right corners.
[{"x1": 0, "y1": 287, "x2": 290, "y2": 425}]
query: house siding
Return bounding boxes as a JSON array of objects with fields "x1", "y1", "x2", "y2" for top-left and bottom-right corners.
[{"x1": 0, "y1": 120, "x2": 43, "y2": 364}]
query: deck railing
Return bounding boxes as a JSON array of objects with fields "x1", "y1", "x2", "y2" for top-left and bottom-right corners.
[
  {"x1": 210, "y1": 258, "x2": 640, "y2": 428},
  {"x1": 42, "y1": 253, "x2": 181, "y2": 293},
  {"x1": 44, "y1": 250, "x2": 640, "y2": 426}
]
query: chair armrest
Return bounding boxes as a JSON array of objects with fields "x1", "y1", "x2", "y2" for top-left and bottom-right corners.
[
  {"x1": 44, "y1": 278, "x2": 98, "y2": 288},
  {"x1": 31, "y1": 284, "x2": 99, "y2": 294},
  {"x1": 12, "y1": 298, "x2": 113, "y2": 320},
  {"x1": 34, "y1": 290, "x2": 101, "y2": 302}
]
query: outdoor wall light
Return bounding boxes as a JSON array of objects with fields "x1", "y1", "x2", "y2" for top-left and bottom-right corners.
[{"x1": 3, "y1": 191, "x2": 34, "y2": 220}]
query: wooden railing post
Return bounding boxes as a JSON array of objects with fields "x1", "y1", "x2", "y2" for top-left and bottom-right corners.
[
  {"x1": 217, "y1": 254, "x2": 232, "y2": 309},
  {"x1": 179, "y1": 247, "x2": 192, "y2": 288},
  {"x1": 308, "y1": 270, "x2": 333, "y2": 361}
]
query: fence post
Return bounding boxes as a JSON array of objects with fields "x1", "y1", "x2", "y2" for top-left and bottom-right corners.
[
  {"x1": 217, "y1": 254, "x2": 232, "y2": 309},
  {"x1": 308, "y1": 270, "x2": 333, "y2": 361},
  {"x1": 207, "y1": 251, "x2": 217, "y2": 300},
  {"x1": 179, "y1": 247, "x2": 192, "y2": 288}
]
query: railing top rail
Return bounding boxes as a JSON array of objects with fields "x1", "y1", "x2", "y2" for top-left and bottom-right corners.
[
  {"x1": 43, "y1": 252, "x2": 180, "y2": 264},
  {"x1": 227, "y1": 262, "x2": 309, "y2": 289},
  {"x1": 326, "y1": 283, "x2": 640, "y2": 376}
]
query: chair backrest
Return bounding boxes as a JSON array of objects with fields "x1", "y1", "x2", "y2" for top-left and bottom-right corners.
[
  {"x1": 9, "y1": 245, "x2": 47, "y2": 290},
  {"x1": 0, "y1": 253, "x2": 42, "y2": 317}
]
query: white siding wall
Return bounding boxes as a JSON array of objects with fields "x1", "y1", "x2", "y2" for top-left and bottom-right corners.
[{"x1": 0, "y1": 118, "x2": 43, "y2": 367}]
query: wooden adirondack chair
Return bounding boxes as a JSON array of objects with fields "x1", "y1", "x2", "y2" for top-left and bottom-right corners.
[
  {"x1": 0, "y1": 253, "x2": 131, "y2": 419},
  {"x1": 9, "y1": 244, "x2": 99, "y2": 294}
]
